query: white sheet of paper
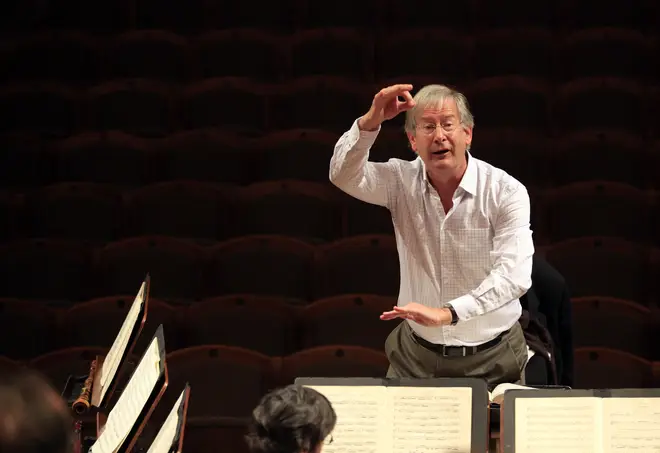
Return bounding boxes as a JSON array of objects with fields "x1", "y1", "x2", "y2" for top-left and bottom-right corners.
[
  {"x1": 602, "y1": 397, "x2": 660, "y2": 453},
  {"x1": 99, "y1": 282, "x2": 146, "y2": 402},
  {"x1": 89, "y1": 335, "x2": 162, "y2": 453},
  {"x1": 146, "y1": 388, "x2": 187, "y2": 453},
  {"x1": 306, "y1": 385, "x2": 389, "y2": 453},
  {"x1": 306, "y1": 385, "x2": 473, "y2": 453},
  {"x1": 389, "y1": 386, "x2": 472, "y2": 453},
  {"x1": 514, "y1": 397, "x2": 601, "y2": 453}
]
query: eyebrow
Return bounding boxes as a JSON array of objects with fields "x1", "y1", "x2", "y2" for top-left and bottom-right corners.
[{"x1": 420, "y1": 115, "x2": 457, "y2": 122}]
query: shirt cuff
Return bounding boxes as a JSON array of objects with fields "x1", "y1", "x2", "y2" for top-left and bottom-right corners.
[
  {"x1": 348, "y1": 117, "x2": 381, "y2": 146},
  {"x1": 447, "y1": 294, "x2": 480, "y2": 322}
]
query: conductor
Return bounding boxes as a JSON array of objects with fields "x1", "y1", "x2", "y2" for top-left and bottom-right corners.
[{"x1": 329, "y1": 83, "x2": 534, "y2": 386}]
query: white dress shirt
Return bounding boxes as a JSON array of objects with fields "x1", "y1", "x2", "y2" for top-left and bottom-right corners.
[{"x1": 330, "y1": 119, "x2": 535, "y2": 346}]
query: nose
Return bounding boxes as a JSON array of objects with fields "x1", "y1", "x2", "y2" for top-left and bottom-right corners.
[{"x1": 433, "y1": 127, "x2": 448, "y2": 141}]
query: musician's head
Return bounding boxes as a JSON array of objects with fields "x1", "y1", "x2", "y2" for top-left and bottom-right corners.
[
  {"x1": 246, "y1": 384, "x2": 336, "y2": 453},
  {"x1": 0, "y1": 367, "x2": 73, "y2": 453}
]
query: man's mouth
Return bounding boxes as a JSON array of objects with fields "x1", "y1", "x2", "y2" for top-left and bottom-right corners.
[{"x1": 431, "y1": 149, "x2": 449, "y2": 156}]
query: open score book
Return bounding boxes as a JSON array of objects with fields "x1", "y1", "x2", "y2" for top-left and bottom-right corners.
[
  {"x1": 146, "y1": 384, "x2": 191, "y2": 453},
  {"x1": 488, "y1": 383, "x2": 536, "y2": 405},
  {"x1": 97, "y1": 276, "x2": 150, "y2": 405},
  {"x1": 89, "y1": 324, "x2": 167, "y2": 453},
  {"x1": 296, "y1": 377, "x2": 490, "y2": 453},
  {"x1": 501, "y1": 389, "x2": 660, "y2": 453}
]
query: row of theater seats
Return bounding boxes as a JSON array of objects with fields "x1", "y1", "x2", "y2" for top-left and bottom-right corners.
[
  {"x1": 1, "y1": 76, "x2": 658, "y2": 138},
  {"x1": 3, "y1": 128, "x2": 659, "y2": 191},
  {"x1": 0, "y1": 234, "x2": 657, "y2": 307},
  {"x1": 1, "y1": 180, "x2": 659, "y2": 246},
  {"x1": 1, "y1": 343, "x2": 659, "y2": 420},
  {"x1": 2, "y1": 294, "x2": 658, "y2": 361},
  {"x1": 4, "y1": 0, "x2": 659, "y2": 32},
  {"x1": 2, "y1": 28, "x2": 659, "y2": 84}
]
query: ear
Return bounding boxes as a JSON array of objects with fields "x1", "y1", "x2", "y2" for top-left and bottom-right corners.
[
  {"x1": 406, "y1": 130, "x2": 418, "y2": 153},
  {"x1": 464, "y1": 125, "x2": 473, "y2": 147}
]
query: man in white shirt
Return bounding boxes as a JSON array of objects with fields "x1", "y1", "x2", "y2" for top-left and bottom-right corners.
[{"x1": 329, "y1": 83, "x2": 534, "y2": 386}]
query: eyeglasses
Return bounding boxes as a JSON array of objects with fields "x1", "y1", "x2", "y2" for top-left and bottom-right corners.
[
  {"x1": 417, "y1": 122, "x2": 458, "y2": 135},
  {"x1": 323, "y1": 434, "x2": 334, "y2": 445}
]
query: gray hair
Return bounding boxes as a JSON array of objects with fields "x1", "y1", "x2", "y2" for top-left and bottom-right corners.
[{"x1": 404, "y1": 84, "x2": 475, "y2": 133}]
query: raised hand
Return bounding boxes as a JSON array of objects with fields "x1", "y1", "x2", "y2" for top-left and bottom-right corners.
[{"x1": 358, "y1": 84, "x2": 415, "y2": 131}]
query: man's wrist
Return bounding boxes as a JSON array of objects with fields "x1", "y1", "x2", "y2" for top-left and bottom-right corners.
[
  {"x1": 434, "y1": 307, "x2": 455, "y2": 326},
  {"x1": 442, "y1": 304, "x2": 459, "y2": 325},
  {"x1": 357, "y1": 113, "x2": 380, "y2": 131}
]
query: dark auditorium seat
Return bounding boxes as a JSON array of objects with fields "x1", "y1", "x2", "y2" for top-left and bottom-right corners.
[
  {"x1": 0, "y1": 239, "x2": 93, "y2": 302},
  {"x1": 0, "y1": 299, "x2": 55, "y2": 360},
  {"x1": 93, "y1": 236, "x2": 207, "y2": 303},
  {"x1": 103, "y1": 30, "x2": 190, "y2": 82},
  {"x1": 300, "y1": 294, "x2": 399, "y2": 351},
  {"x1": 571, "y1": 297, "x2": 658, "y2": 361},
  {"x1": 553, "y1": 77, "x2": 648, "y2": 136},
  {"x1": 159, "y1": 345, "x2": 276, "y2": 420},
  {"x1": 251, "y1": 128, "x2": 336, "y2": 183},
  {"x1": 471, "y1": 27, "x2": 555, "y2": 80},
  {"x1": 29, "y1": 347, "x2": 108, "y2": 393},
  {"x1": 280, "y1": 345, "x2": 389, "y2": 386},
  {"x1": 548, "y1": 130, "x2": 650, "y2": 189},
  {"x1": 207, "y1": 235, "x2": 315, "y2": 300},
  {"x1": 150, "y1": 128, "x2": 253, "y2": 186},
  {"x1": 24, "y1": 182, "x2": 124, "y2": 242},
  {"x1": 313, "y1": 235, "x2": 400, "y2": 299},
  {"x1": 56, "y1": 296, "x2": 181, "y2": 353},
  {"x1": 573, "y1": 347, "x2": 658, "y2": 389},
  {"x1": 240, "y1": 180, "x2": 344, "y2": 243},
  {"x1": 86, "y1": 79, "x2": 173, "y2": 138},
  {"x1": 184, "y1": 295, "x2": 300, "y2": 356},
  {"x1": 125, "y1": 181, "x2": 237, "y2": 242},
  {"x1": 52, "y1": 131, "x2": 150, "y2": 186},
  {"x1": 542, "y1": 236, "x2": 651, "y2": 305},
  {"x1": 192, "y1": 29, "x2": 285, "y2": 81},
  {"x1": 538, "y1": 181, "x2": 654, "y2": 244},
  {"x1": 289, "y1": 28, "x2": 372, "y2": 81}
]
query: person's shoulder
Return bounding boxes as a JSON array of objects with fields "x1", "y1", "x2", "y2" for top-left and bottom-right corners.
[
  {"x1": 472, "y1": 155, "x2": 527, "y2": 194},
  {"x1": 381, "y1": 156, "x2": 424, "y2": 177}
]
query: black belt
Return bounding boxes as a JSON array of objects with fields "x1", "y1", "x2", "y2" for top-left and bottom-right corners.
[{"x1": 412, "y1": 328, "x2": 509, "y2": 357}]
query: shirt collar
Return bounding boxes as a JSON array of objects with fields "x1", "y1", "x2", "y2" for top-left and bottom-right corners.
[{"x1": 421, "y1": 151, "x2": 477, "y2": 196}]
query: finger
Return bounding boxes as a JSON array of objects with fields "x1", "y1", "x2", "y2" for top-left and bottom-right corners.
[
  {"x1": 402, "y1": 90, "x2": 415, "y2": 105},
  {"x1": 380, "y1": 84, "x2": 413, "y2": 99},
  {"x1": 380, "y1": 311, "x2": 403, "y2": 320},
  {"x1": 380, "y1": 313, "x2": 400, "y2": 320},
  {"x1": 395, "y1": 91, "x2": 414, "y2": 112}
]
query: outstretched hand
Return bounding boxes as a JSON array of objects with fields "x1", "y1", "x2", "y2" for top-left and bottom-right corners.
[
  {"x1": 380, "y1": 303, "x2": 451, "y2": 327},
  {"x1": 359, "y1": 84, "x2": 416, "y2": 131}
]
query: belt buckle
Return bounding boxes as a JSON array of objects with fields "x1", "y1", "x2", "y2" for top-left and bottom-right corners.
[{"x1": 442, "y1": 346, "x2": 467, "y2": 357}]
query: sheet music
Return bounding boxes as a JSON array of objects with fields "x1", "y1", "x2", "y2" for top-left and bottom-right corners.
[
  {"x1": 89, "y1": 335, "x2": 162, "y2": 453},
  {"x1": 514, "y1": 397, "x2": 601, "y2": 453},
  {"x1": 99, "y1": 282, "x2": 145, "y2": 402},
  {"x1": 489, "y1": 383, "x2": 535, "y2": 405},
  {"x1": 305, "y1": 385, "x2": 389, "y2": 453},
  {"x1": 388, "y1": 386, "x2": 472, "y2": 453},
  {"x1": 602, "y1": 397, "x2": 660, "y2": 453},
  {"x1": 146, "y1": 388, "x2": 187, "y2": 453}
]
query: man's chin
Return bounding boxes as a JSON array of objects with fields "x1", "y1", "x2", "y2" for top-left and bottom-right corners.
[{"x1": 427, "y1": 154, "x2": 454, "y2": 167}]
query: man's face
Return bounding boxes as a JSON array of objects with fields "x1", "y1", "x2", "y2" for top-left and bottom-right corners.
[{"x1": 406, "y1": 98, "x2": 473, "y2": 173}]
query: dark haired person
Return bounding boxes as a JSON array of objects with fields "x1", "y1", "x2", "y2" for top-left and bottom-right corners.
[
  {"x1": 246, "y1": 385, "x2": 336, "y2": 453},
  {"x1": 0, "y1": 368, "x2": 73, "y2": 453}
]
